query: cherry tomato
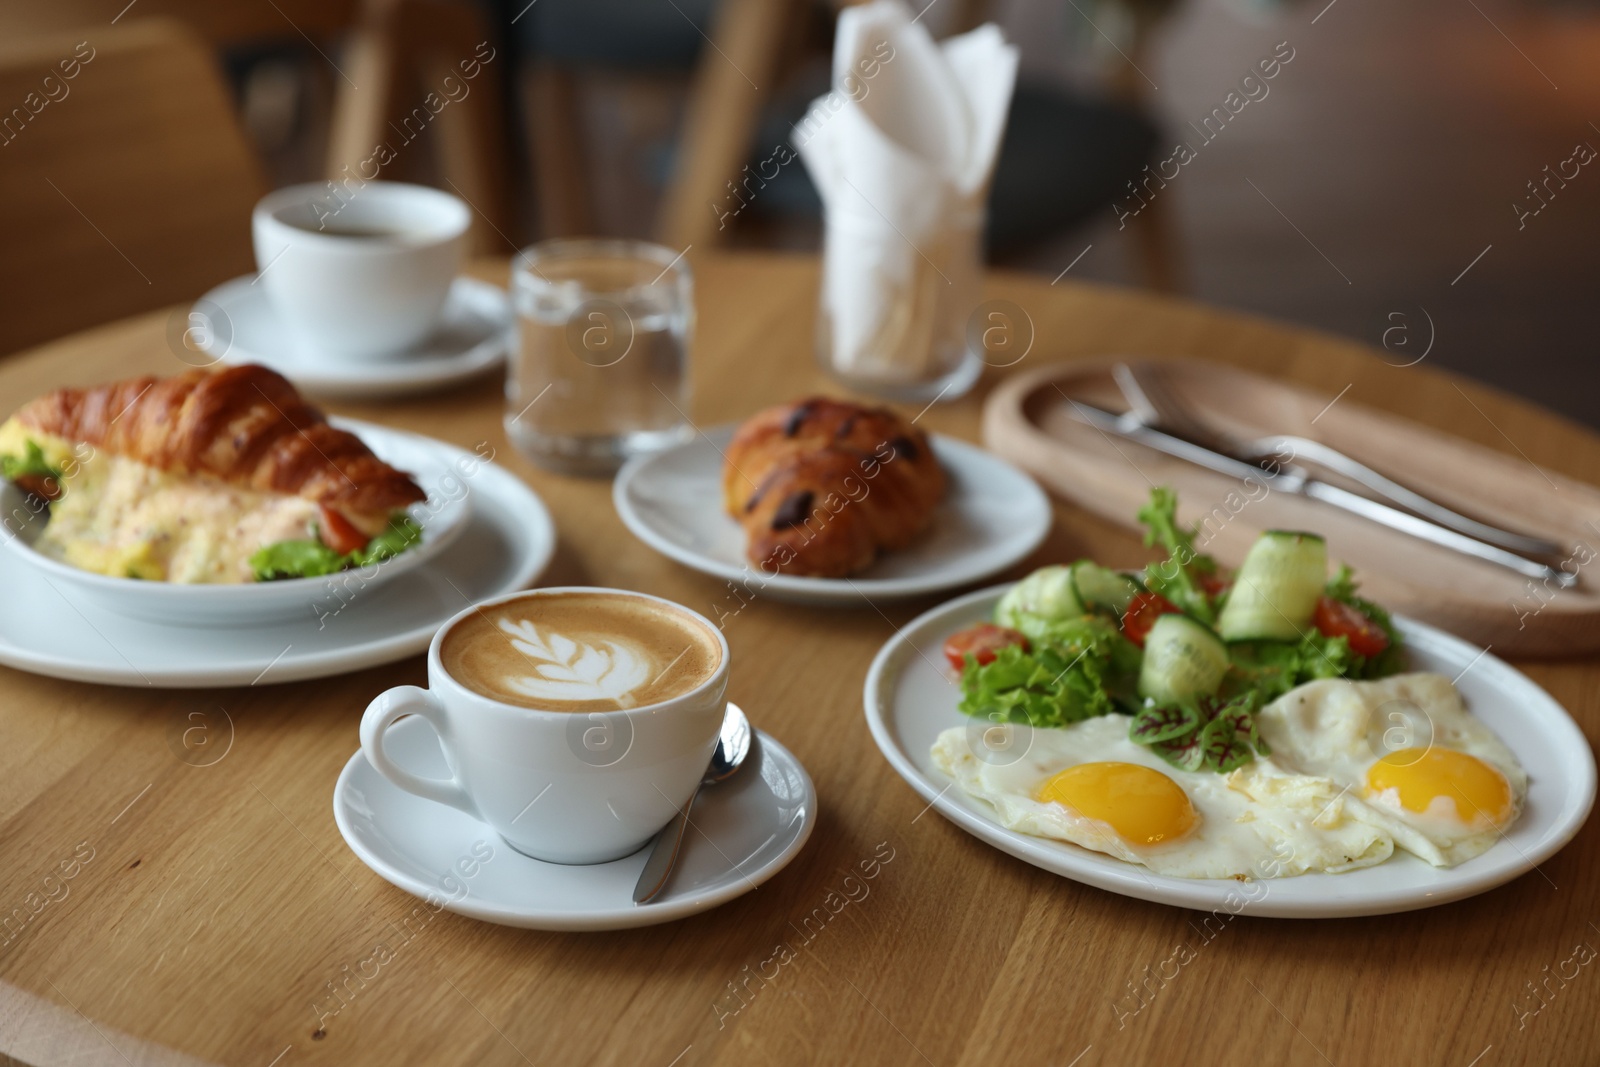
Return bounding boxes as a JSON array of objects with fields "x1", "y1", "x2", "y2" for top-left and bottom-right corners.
[
  {"x1": 318, "y1": 506, "x2": 370, "y2": 555},
  {"x1": 1313, "y1": 596, "x2": 1390, "y2": 657},
  {"x1": 943, "y1": 624, "x2": 1029, "y2": 672},
  {"x1": 1121, "y1": 591, "x2": 1181, "y2": 647}
]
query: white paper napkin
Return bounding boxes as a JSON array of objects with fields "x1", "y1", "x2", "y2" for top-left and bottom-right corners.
[{"x1": 797, "y1": 1, "x2": 1018, "y2": 380}]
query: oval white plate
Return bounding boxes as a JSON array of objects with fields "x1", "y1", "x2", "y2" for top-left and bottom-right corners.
[
  {"x1": 613, "y1": 427, "x2": 1052, "y2": 605},
  {"x1": 334, "y1": 717, "x2": 816, "y2": 931},
  {"x1": 0, "y1": 434, "x2": 552, "y2": 686},
  {"x1": 196, "y1": 275, "x2": 510, "y2": 400},
  {"x1": 1, "y1": 420, "x2": 470, "y2": 627},
  {"x1": 864, "y1": 584, "x2": 1597, "y2": 918}
]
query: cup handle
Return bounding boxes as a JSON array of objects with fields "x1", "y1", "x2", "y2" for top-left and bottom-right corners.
[{"x1": 360, "y1": 686, "x2": 480, "y2": 819}]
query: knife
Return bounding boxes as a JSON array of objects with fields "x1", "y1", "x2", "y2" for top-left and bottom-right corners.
[{"x1": 1064, "y1": 397, "x2": 1578, "y2": 589}]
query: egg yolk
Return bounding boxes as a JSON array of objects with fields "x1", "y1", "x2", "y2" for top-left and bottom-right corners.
[
  {"x1": 1365, "y1": 748, "x2": 1514, "y2": 828},
  {"x1": 1036, "y1": 762, "x2": 1198, "y2": 847}
]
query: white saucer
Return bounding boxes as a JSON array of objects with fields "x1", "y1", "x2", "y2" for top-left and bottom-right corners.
[
  {"x1": 334, "y1": 716, "x2": 816, "y2": 930},
  {"x1": 193, "y1": 275, "x2": 512, "y2": 399},
  {"x1": 865, "y1": 584, "x2": 1597, "y2": 918},
  {"x1": 613, "y1": 427, "x2": 1052, "y2": 606},
  {"x1": 0, "y1": 432, "x2": 554, "y2": 687}
]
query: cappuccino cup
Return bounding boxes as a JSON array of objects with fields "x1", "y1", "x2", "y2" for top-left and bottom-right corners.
[
  {"x1": 252, "y1": 181, "x2": 469, "y2": 360},
  {"x1": 360, "y1": 588, "x2": 728, "y2": 864}
]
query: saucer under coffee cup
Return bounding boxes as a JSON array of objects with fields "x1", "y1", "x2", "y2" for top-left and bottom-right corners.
[
  {"x1": 359, "y1": 587, "x2": 729, "y2": 865},
  {"x1": 252, "y1": 181, "x2": 470, "y2": 361}
]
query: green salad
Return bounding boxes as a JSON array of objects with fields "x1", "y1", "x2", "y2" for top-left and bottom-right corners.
[
  {"x1": 249, "y1": 514, "x2": 423, "y2": 581},
  {"x1": 946, "y1": 489, "x2": 1403, "y2": 773}
]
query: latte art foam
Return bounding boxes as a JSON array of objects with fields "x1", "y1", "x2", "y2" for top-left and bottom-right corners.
[
  {"x1": 495, "y1": 618, "x2": 651, "y2": 704},
  {"x1": 441, "y1": 592, "x2": 721, "y2": 711}
]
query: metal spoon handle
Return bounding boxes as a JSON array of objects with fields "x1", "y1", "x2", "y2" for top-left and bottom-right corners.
[{"x1": 632, "y1": 790, "x2": 698, "y2": 904}]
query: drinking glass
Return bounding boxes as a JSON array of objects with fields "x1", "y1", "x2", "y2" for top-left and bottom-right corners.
[
  {"x1": 506, "y1": 240, "x2": 693, "y2": 474},
  {"x1": 816, "y1": 203, "x2": 984, "y2": 402}
]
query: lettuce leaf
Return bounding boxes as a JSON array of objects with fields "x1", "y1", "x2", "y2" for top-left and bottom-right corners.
[
  {"x1": 350, "y1": 515, "x2": 423, "y2": 566},
  {"x1": 958, "y1": 617, "x2": 1141, "y2": 728},
  {"x1": 1137, "y1": 487, "x2": 1218, "y2": 625},
  {"x1": 1, "y1": 440, "x2": 62, "y2": 496},
  {"x1": 1224, "y1": 632, "x2": 1358, "y2": 703},
  {"x1": 250, "y1": 539, "x2": 346, "y2": 580},
  {"x1": 250, "y1": 515, "x2": 423, "y2": 581}
]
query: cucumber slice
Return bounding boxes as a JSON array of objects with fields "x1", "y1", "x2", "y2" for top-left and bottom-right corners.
[
  {"x1": 992, "y1": 566, "x2": 1081, "y2": 627},
  {"x1": 995, "y1": 565, "x2": 1082, "y2": 639},
  {"x1": 1070, "y1": 561, "x2": 1141, "y2": 617},
  {"x1": 1216, "y1": 531, "x2": 1328, "y2": 642},
  {"x1": 1138, "y1": 613, "x2": 1230, "y2": 705}
]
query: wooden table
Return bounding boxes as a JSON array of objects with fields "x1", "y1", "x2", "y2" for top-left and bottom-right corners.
[{"x1": 1, "y1": 253, "x2": 1596, "y2": 1067}]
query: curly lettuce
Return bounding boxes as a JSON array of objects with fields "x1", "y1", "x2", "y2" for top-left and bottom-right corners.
[
  {"x1": 250, "y1": 515, "x2": 422, "y2": 581},
  {"x1": 958, "y1": 617, "x2": 1141, "y2": 727}
]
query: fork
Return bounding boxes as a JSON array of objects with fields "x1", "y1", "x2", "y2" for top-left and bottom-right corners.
[{"x1": 1113, "y1": 362, "x2": 1565, "y2": 558}]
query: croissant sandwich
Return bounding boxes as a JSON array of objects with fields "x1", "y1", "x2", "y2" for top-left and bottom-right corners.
[
  {"x1": 0, "y1": 364, "x2": 426, "y2": 583},
  {"x1": 723, "y1": 397, "x2": 946, "y2": 578}
]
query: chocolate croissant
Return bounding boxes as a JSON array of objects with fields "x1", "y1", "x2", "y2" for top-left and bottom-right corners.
[
  {"x1": 10, "y1": 364, "x2": 423, "y2": 515},
  {"x1": 723, "y1": 397, "x2": 946, "y2": 577}
]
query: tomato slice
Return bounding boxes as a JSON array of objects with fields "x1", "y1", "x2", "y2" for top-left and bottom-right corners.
[
  {"x1": 1121, "y1": 591, "x2": 1181, "y2": 647},
  {"x1": 317, "y1": 506, "x2": 370, "y2": 556},
  {"x1": 943, "y1": 623, "x2": 1029, "y2": 672},
  {"x1": 1199, "y1": 571, "x2": 1231, "y2": 600},
  {"x1": 1313, "y1": 596, "x2": 1390, "y2": 657}
]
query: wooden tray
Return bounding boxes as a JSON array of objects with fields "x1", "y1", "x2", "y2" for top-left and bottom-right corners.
[{"x1": 982, "y1": 358, "x2": 1600, "y2": 657}]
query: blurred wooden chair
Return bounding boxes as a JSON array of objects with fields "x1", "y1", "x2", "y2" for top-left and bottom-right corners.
[
  {"x1": 0, "y1": 0, "x2": 360, "y2": 45},
  {"x1": 326, "y1": 0, "x2": 514, "y2": 255},
  {"x1": 0, "y1": 19, "x2": 268, "y2": 356},
  {"x1": 0, "y1": 0, "x2": 514, "y2": 256},
  {"x1": 655, "y1": 0, "x2": 796, "y2": 249},
  {"x1": 517, "y1": 0, "x2": 804, "y2": 248}
]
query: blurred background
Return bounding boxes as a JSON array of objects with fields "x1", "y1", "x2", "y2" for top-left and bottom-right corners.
[{"x1": 3, "y1": 0, "x2": 1596, "y2": 422}]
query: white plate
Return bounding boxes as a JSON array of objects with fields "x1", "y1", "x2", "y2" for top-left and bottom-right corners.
[
  {"x1": 0, "y1": 432, "x2": 553, "y2": 687},
  {"x1": 194, "y1": 275, "x2": 511, "y2": 399},
  {"x1": 334, "y1": 716, "x2": 816, "y2": 931},
  {"x1": 864, "y1": 585, "x2": 1597, "y2": 918},
  {"x1": 613, "y1": 427, "x2": 1052, "y2": 605},
  {"x1": 1, "y1": 420, "x2": 470, "y2": 626}
]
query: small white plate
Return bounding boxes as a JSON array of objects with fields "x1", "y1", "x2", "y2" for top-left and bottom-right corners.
[
  {"x1": 193, "y1": 275, "x2": 511, "y2": 399},
  {"x1": 334, "y1": 716, "x2": 816, "y2": 931},
  {"x1": 613, "y1": 427, "x2": 1052, "y2": 605},
  {"x1": 1, "y1": 420, "x2": 470, "y2": 627},
  {"x1": 0, "y1": 432, "x2": 553, "y2": 687},
  {"x1": 864, "y1": 585, "x2": 1597, "y2": 918}
]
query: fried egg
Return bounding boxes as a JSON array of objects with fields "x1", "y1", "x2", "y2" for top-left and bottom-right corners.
[
  {"x1": 931, "y1": 716, "x2": 1393, "y2": 880},
  {"x1": 1257, "y1": 672, "x2": 1527, "y2": 867}
]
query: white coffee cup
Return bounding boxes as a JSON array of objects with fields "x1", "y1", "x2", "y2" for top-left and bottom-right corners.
[
  {"x1": 359, "y1": 588, "x2": 730, "y2": 865},
  {"x1": 252, "y1": 181, "x2": 470, "y2": 360}
]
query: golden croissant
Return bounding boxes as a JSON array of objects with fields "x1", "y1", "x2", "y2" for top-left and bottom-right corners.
[
  {"x1": 723, "y1": 397, "x2": 946, "y2": 578},
  {"x1": 0, "y1": 365, "x2": 426, "y2": 583}
]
